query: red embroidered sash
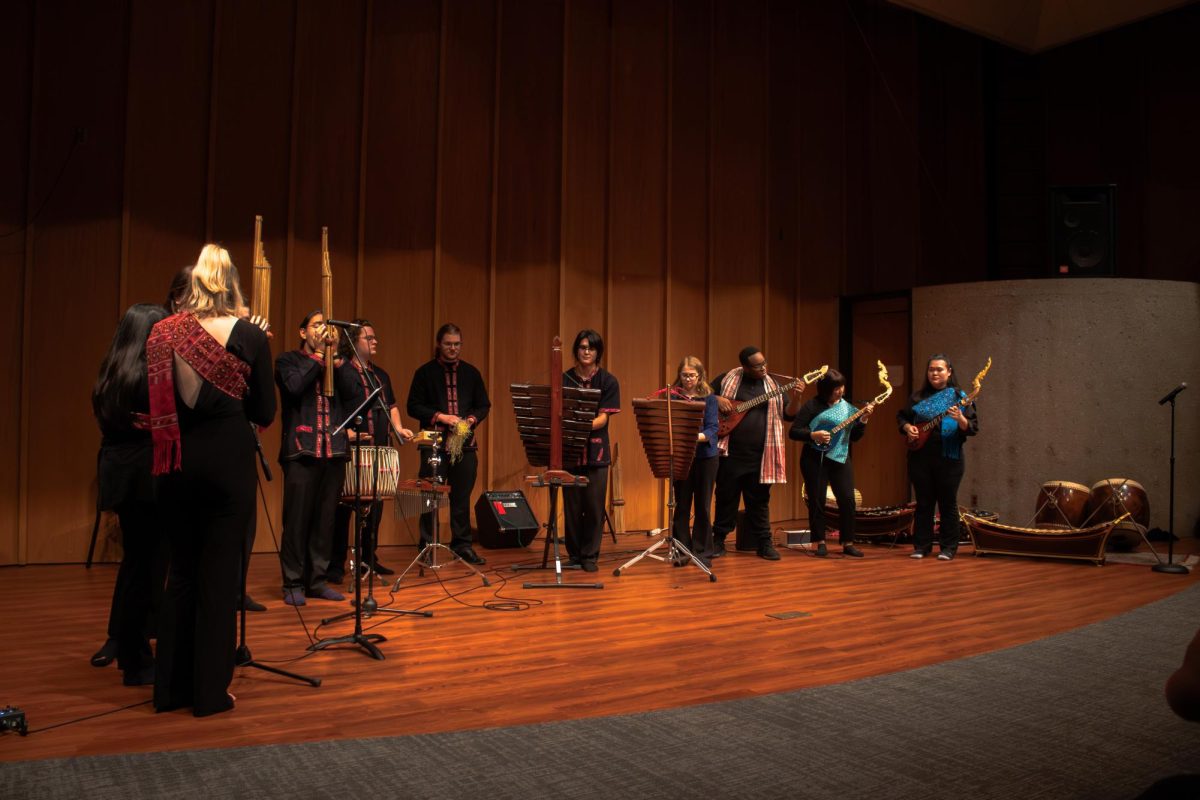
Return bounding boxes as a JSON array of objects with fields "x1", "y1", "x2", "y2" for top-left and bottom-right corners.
[{"x1": 146, "y1": 313, "x2": 250, "y2": 474}]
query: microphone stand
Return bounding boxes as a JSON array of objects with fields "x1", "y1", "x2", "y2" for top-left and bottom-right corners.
[
  {"x1": 237, "y1": 424, "x2": 321, "y2": 685},
  {"x1": 1152, "y1": 384, "x2": 1188, "y2": 574},
  {"x1": 309, "y1": 386, "x2": 391, "y2": 659}
]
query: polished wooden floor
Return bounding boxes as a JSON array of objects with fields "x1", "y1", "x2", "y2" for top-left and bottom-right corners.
[{"x1": 2, "y1": 532, "x2": 1196, "y2": 762}]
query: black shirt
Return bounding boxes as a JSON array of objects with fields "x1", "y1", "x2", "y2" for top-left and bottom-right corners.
[{"x1": 563, "y1": 367, "x2": 620, "y2": 467}]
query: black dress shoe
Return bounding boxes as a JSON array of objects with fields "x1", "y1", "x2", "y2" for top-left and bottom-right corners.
[
  {"x1": 240, "y1": 594, "x2": 267, "y2": 612},
  {"x1": 815, "y1": 542, "x2": 829, "y2": 557},
  {"x1": 455, "y1": 546, "x2": 486, "y2": 565},
  {"x1": 371, "y1": 561, "x2": 395, "y2": 576},
  {"x1": 712, "y1": 538, "x2": 727, "y2": 558},
  {"x1": 842, "y1": 544, "x2": 865, "y2": 558},
  {"x1": 91, "y1": 638, "x2": 118, "y2": 667},
  {"x1": 580, "y1": 559, "x2": 599, "y2": 573},
  {"x1": 757, "y1": 543, "x2": 782, "y2": 561}
]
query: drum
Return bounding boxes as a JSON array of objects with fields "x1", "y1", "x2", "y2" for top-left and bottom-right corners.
[
  {"x1": 342, "y1": 446, "x2": 400, "y2": 500},
  {"x1": 1087, "y1": 478, "x2": 1149, "y2": 550},
  {"x1": 1033, "y1": 480, "x2": 1090, "y2": 529}
]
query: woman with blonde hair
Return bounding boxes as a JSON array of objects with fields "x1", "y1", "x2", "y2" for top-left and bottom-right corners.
[
  {"x1": 149, "y1": 244, "x2": 275, "y2": 716},
  {"x1": 654, "y1": 356, "x2": 720, "y2": 566}
]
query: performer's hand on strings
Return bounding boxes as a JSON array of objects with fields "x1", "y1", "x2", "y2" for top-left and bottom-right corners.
[
  {"x1": 860, "y1": 402, "x2": 875, "y2": 423},
  {"x1": 947, "y1": 406, "x2": 968, "y2": 429},
  {"x1": 904, "y1": 423, "x2": 919, "y2": 441},
  {"x1": 813, "y1": 430, "x2": 832, "y2": 446},
  {"x1": 716, "y1": 396, "x2": 734, "y2": 414}
]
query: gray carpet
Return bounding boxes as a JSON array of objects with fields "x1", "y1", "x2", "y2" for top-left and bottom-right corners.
[{"x1": 5, "y1": 584, "x2": 1200, "y2": 800}]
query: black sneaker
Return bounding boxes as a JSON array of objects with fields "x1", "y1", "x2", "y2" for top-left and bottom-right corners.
[
  {"x1": 910, "y1": 549, "x2": 931, "y2": 560},
  {"x1": 937, "y1": 550, "x2": 956, "y2": 561},
  {"x1": 712, "y1": 537, "x2": 727, "y2": 558},
  {"x1": 815, "y1": 542, "x2": 828, "y2": 557},
  {"x1": 842, "y1": 544, "x2": 865, "y2": 558},
  {"x1": 580, "y1": 559, "x2": 599, "y2": 573},
  {"x1": 454, "y1": 546, "x2": 487, "y2": 565},
  {"x1": 757, "y1": 543, "x2": 781, "y2": 561}
]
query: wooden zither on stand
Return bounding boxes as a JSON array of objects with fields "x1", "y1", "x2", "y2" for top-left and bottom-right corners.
[{"x1": 510, "y1": 338, "x2": 602, "y2": 589}]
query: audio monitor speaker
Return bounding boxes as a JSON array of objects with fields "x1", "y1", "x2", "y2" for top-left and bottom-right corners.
[
  {"x1": 474, "y1": 490, "x2": 540, "y2": 549},
  {"x1": 1050, "y1": 185, "x2": 1116, "y2": 277}
]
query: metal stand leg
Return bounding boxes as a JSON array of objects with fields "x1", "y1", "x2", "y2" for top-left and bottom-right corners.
[{"x1": 520, "y1": 484, "x2": 603, "y2": 590}]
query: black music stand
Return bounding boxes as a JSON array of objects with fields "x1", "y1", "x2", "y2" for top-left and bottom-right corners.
[
  {"x1": 510, "y1": 338, "x2": 604, "y2": 589},
  {"x1": 613, "y1": 395, "x2": 715, "y2": 581}
]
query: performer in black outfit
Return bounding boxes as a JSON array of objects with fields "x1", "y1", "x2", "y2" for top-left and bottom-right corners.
[
  {"x1": 897, "y1": 354, "x2": 978, "y2": 560},
  {"x1": 92, "y1": 303, "x2": 170, "y2": 685},
  {"x1": 712, "y1": 347, "x2": 805, "y2": 561},
  {"x1": 276, "y1": 311, "x2": 351, "y2": 604},
  {"x1": 562, "y1": 329, "x2": 620, "y2": 573},
  {"x1": 653, "y1": 356, "x2": 719, "y2": 566},
  {"x1": 330, "y1": 320, "x2": 412, "y2": 581},
  {"x1": 406, "y1": 323, "x2": 491, "y2": 565},
  {"x1": 150, "y1": 245, "x2": 276, "y2": 716},
  {"x1": 789, "y1": 369, "x2": 874, "y2": 558}
]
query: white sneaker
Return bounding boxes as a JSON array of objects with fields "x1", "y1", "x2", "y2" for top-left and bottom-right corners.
[{"x1": 910, "y1": 551, "x2": 926, "y2": 559}]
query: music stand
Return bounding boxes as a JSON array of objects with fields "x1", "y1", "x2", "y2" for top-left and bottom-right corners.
[
  {"x1": 511, "y1": 338, "x2": 604, "y2": 589},
  {"x1": 613, "y1": 395, "x2": 715, "y2": 581}
]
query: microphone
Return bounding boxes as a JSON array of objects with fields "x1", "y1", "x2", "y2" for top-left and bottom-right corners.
[
  {"x1": 1159, "y1": 383, "x2": 1187, "y2": 405},
  {"x1": 325, "y1": 319, "x2": 363, "y2": 329}
]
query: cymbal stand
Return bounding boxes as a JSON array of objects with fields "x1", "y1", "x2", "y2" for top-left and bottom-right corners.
[
  {"x1": 309, "y1": 387, "x2": 390, "y2": 659},
  {"x1": 389, "y1": 446, "x2": 492, "y2": 595},
  {"x1": 614, "y1": 388, "x2": 715, "y2": 582}
]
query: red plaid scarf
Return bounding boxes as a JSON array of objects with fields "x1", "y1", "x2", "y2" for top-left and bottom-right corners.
[
  {"x1": 146, "y1": 313, "x2": 250, "y2": 474},
  {"x1": 716, "y1": 368, "x2": 788, "y2": 484}
]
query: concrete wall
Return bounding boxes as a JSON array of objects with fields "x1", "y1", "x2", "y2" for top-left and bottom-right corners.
[{"x1": 912, "y1": 278, "x2": 1199, "y2": 538}]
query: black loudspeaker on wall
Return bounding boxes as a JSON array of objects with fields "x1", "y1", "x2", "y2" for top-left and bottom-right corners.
[
  {"x1": 1050, "y1": 185, "x2": 1116, "y2": 277},
  {"x1": 474, "y1": 490, "x2": 540, "y2": 549}
]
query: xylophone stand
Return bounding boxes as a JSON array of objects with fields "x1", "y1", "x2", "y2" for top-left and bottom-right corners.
[
  {"x1": 518, "y1": 472, "x2": 603, "y2": 589},
  {"x1": 310, "y1": 388, "x2": 390, "y2": 659},
  {"x1": 613, "y1": 483, "x2": 715, "y2": 581},
  {"x1": 389, "y1": 448, "x2": 492, "y2": 596}
]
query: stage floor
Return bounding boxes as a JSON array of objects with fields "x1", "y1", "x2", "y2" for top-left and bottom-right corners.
[{"x1": 2, "y1": 532, "x2": 1196, "y2": 762}]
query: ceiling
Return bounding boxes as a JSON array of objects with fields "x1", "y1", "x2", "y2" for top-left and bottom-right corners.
[{"x1": 886, "y1": 0, "x2": 1197, "y2": 52}]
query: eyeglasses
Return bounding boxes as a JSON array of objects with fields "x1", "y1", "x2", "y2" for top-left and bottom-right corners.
[
  {"x1": 362, "y1": 336, "x2": 378, "y2": 342},
  {"x1": 680, "y1": 372, "x2": 700, "y2": 379},
  {"x1": 747, "y1": 360, "x2": 767, "y2": 370},
  {"x1": 578, "y1": 345, "x2": 597, "y2": 352}
]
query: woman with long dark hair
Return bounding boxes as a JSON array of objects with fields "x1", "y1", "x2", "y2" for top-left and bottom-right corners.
[
  {"x1": 562, "y1": 329, "x2": 620, "y2": 572},
  {"x1": 896, "y1": 354, "x2": 978, "y2": 560},
  {"x1": 92, "y1": 303, "x2": 169, "y2": 684},
  {"x1": 790, "y1": 369, "x2": 873, "y2": 558},
  {"x1": 150, "y1": 244, "x2": 275, "y2": 716}
]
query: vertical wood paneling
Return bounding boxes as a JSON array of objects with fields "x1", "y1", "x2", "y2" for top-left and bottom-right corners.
[
  {"x1": 287, "y1": 1, "x2": 366, "y2": 331},
  {"x1": 490, "y1": 0, "x2": 564, "y2": 522},
  {"x1": 667, "y1": 0, "x2": 710, "y2": 369},
  {"x1": 208, "y1": 0, "x2": 297, "y2": 549},
  {"x1": 360, "y1": 0, "x2": 441, "y2": 544},
  {"x1": 23, "y1": 0, "x2": 130, "y2": 563},
  {"x1": 121, "y1": 0, "x2": 213, "y2": 311},
  {"x1": 0, "y1": 0, "x2": 34, "y2": 564},
  {"x1": 434, "y1": 0, "x2": 498, "y2": 541},
  {"x1": 560, "y1": 0, "x2": 610, "y2": 345},
  {"x1": 608, "y1": 0, "x2": 668, "y2": 529},
  {"x1": 709, "y1": 0, "x2": 767, "y2": 375}
]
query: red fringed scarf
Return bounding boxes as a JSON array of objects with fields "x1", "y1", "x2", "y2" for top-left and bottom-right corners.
[{"x1": 146, "y1": 313, "x2": 251, "y2": 474}]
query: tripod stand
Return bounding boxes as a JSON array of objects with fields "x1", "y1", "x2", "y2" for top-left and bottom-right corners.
[
  {"x1": 614, "y1": 394, "x2": 714, "y2": 581},
  {"x1": 238, "y1": 423, "x2": 320, "y2": 685},
  {"x1": 389, "y1": 446, "x2": 492, "y2": 594}
]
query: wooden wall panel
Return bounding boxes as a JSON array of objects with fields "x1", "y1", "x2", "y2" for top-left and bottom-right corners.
[
  {"x1": 708, "y1": 0, "x2": 767, "y2": 374},
  {"x1": 23, "y1": 0, "x2": 129, "y2": 563},
  {"x1": 0, "y1": 0, "x2": 34, "y2": 564},
  {"x1": 121, "y1": 0, "x2": 212, "y2": 310},
  {"x1": 490, "y1": 0, "x2": 564, "y2": 524},
  {"x1": 361, "y1": 0, "x2": 441, "y2": 545},
  {"x1": 560, "y1": 0, "x2": 610, "y2": 346},
  {"x1": 666, "y1": 0, "x2": 711, "y2": 370},
  {"x1": 608, "y1": 0, "x2": 668, "y2": 529},
  {"x1": 207, "y1": 0, "x2": 296, "y2": 549},
  {"x1": 432, "y1": 0, "x2": 497, "y2": 539},
  {"x1": 286, "y1": 0, "x2": 365, "y2": 332}
]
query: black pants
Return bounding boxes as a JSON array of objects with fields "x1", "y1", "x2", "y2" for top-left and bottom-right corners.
[
  {"x1": 672, "y1": 456, "x2": 718, "y2": 555},
  {"x1": 419, "y1": 448, "x2": 478, "y2": 551},
  {"x1": 712, "y1": 458, "x2": 772, "y2": 546},
  {"x1": 279, "y1": 456, "x2": 343, "y2": 591},
  {"x1": 801, "y1": 448, "x2": 857, "y2": 545},
  {"x1": 563, "y1": 465, "x2": 609, "y2": 562},
  {"x1": 331, "y1": 500, "x2": 383, "y2": 578},
  {"x1": 908, "y1": 448, "x2": 965, "y2": 553},
  {"x1": 109, "y1": 501, "x2": 168, "y2": 673}
]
